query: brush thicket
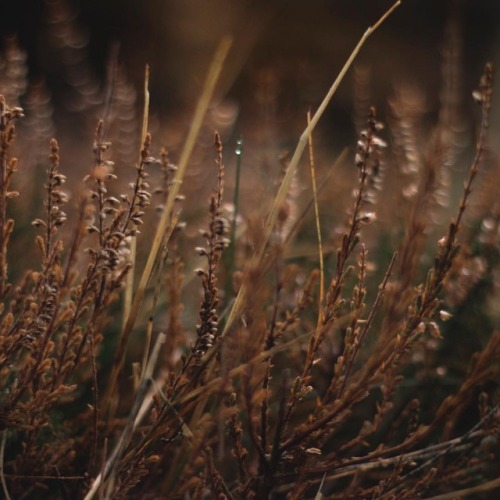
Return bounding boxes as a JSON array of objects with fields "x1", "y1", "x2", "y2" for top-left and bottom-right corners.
[{"x1": 0, "y1": 3, "x2": 499, "y2": 499}]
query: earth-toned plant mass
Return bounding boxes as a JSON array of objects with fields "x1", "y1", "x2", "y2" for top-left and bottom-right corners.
[{"x1": 0, "y1": 1, "x2": 498, "y2": 498}]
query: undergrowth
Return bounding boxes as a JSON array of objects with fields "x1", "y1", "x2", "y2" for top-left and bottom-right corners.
[{"x1": 0, "y1": 2, "x2": 499, "y2": 499}]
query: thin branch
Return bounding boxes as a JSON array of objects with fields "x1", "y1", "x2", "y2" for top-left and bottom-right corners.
[
  {"x1": 424, "y1": 477, "x2": 500, "y2": 500},
  {"x1": 221, "y1": 1, "x2": 401, "y2": 339},
  {"x1": 105, "y1": 37, "x2": 232, "y2": 404},
  {"x1": 84, "y1": 333, "x2": 166, "y2": 500},
  {"x1": 381, "y1": 400, "x2": 500, "y2": 498},
  {"x1": 273, "y1": 430, "x2": 486, "y2": 493}
]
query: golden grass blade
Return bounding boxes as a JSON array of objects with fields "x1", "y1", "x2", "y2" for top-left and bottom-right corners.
[
  {"x1": 221, "y1": 2, "x2": 401, "y2": 338},
  {"x1": 314, "y1": 472, "x2": 327, "y2": 500},
  {"x1": 85, "y1": 333, "x2": 166, "y2": 500},
  {"x1": 140, "y1": 245, "x2": 168, "y2": 383},
  {"x1": 104, "y1": 37, "x2": 232, "y2": 415},
  {"x1": 122, "y1": 65, "x2": 150, "y2": 334},
  {"x1": 307, "y1": 110, "x2": 325, "y2": 328},
  {"x1": 285, "y1": 147, "x2": 349, "y2": 246},
  {"x1": 0, "y1": 431, "x2": 11, "y2": 500}
]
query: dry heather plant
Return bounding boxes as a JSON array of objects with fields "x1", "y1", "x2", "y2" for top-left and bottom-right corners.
[{"x1": 0, "y1": 3, "x2": 499, "y2": 499}]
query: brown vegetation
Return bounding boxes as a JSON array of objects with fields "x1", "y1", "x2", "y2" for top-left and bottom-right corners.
[{"x1": 0, "y1": 2, "x2": 499, "y2": 499}]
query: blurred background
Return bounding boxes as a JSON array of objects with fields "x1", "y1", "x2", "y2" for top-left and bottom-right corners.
[
  {"x1": 2, "y1": 0, "x2": 500, "y2": 142},
  {"x1": 1, "y1": 0, "x2": 500, "y2": 260}
]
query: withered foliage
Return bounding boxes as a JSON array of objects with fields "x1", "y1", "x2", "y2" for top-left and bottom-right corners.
[{"x1": 0, "y1": 17, "x2": 499, "y2": 500}]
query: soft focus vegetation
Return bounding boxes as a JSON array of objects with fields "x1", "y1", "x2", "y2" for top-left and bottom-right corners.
[{"x1": 0, "y1": 1, "x2": 499, "y2": 499}]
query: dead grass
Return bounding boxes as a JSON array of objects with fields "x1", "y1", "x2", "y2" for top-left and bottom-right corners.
[{"x1": 0, "y1": 2, "x2": 499, "y2": 499}]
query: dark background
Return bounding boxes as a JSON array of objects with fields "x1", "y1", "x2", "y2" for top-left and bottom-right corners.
[
  {"x1": 2, "y1": 0, "x2": 499, "y2": 116},
  {"x1": 1, "y1": 0, "x2": 500, "y2": 214}
]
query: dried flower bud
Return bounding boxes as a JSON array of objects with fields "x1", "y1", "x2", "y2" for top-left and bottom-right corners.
[
  {"x1": 355, "y1": 153, "x2": 364, "y2": 167},
  {"x1": 194, "y1": 268, "x2": 206, "y2": 277},
  {"x1": 439, "y1": 310, "x2": 452, "y2": 321},
  {"x1": 417, "y1": 322, "x2": 426, "y2": 333},
  {"x1": 32, "y1": 219, "x2": 47, "y2": 228},
  {"x1": 195, "y1": 246, "x2": 208, "y2": 256},
  {"x1": 372, "y1": 137, "x2": 387, "y2": 148},
  {"x1": 428, "y1": 322, "x2": 442, "y2": 339},
  {"x1": 305, "y1": 448, "x2": 322, "y2": 455},
  {"x1": 359, "y1": 211, "x2": 377, "y2": 223},
  {"x1": 472, "y1": 90, "x2": 483, "y2": 104}
]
